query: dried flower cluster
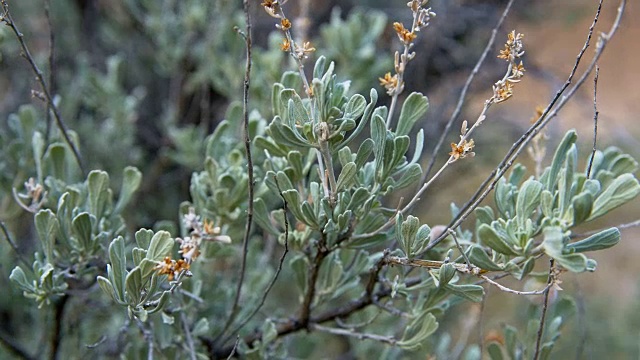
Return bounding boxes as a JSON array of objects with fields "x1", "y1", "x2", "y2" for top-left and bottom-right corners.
[
  {"x1": 262, "y1": 0, "x2": 316, "y2": 60},
  {"x1": 492, "y1": 31, "x2": 525, "y2": 103},
  {"x1": 449, "y1": 120, "x2": 476, "y2": 161},
  {"x1": 13, "y1": 178, "x2": 46, "y2": 213},
  {"x1": 379, "y1": 0, "x2": 435, "y2": 96},
  {"x1": 156, "y1": 208, "x2": 231, "y2": 279}
]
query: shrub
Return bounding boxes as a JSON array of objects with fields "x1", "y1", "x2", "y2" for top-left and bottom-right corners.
[{"x1": 0, "y1": 0, "x2": 636, "y2": 359}]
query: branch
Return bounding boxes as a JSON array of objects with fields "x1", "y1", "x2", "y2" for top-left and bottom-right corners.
[
  {"x1": 533, "y1": 259, "x2": 556, "y2": 360},
  {"x1": 221, "y1": 177, "x2": 291, "y2": 343},
  {"x1": 181, "y1": 313, "x2": 197, "y2": 360},
  {"x1": 0, "y1": 221, "x2": 31, "y2": 269},
  {"x1": 210, "y1": 253, "x2": 400, "y2": 358},
  {"x1": 428, "y1": 0, "x2": 623, "y2": 250},
  {"x1": 0, "y1": 329, "x2": 34, "y2": 360},
  {"x1": 422, "y1": 0, "x2": 516, "y2": 181},
  {"x1": 586, "y1": 66, "x2": 599, "y2": 178},
  {"x1": 310, "y1": 324, "x2": 398, "y2": 346},
  {"x1": 1, "y1": 0, "x2": 85, "y2": 175},
  {"x1": 50, "y1": 295, "x2": 69, "y2": 360},
  {"x1": 217, "y1": 0, "x2": 254, "y2": 341}
]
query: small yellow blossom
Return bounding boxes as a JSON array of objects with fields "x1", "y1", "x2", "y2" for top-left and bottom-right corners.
[
  {"x1": 279, "y1": 18, "x2": 291, "y2": 30},
  {"x1": 393, "y1": 22, "x2": 417, "y2": 44},
  {"x1": 449, "y1": 139, "x2": 475, "y2": 161},
  {"x1": 280, "y1": 38, "x2": 291, "y2": 51},
  {"x1": 493, "y1": 81, "x2": 514, "y2": 103},
  {"x1": 156, "y1": 257, "x2": 191, "y2": 281},
  {"x1": 497, "y1": 45, "x2": 512, "y2": 61},
  {"x1": 294, "y1": 41, "x2": 316, "y2": 59},
  {"x1": 379, "y1": 72, "x2": 398, "y2": 95}
]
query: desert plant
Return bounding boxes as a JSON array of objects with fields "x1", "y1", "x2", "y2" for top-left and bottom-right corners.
[{"x1": 0, "y1": 0, "x2": 637, "y2": 359}]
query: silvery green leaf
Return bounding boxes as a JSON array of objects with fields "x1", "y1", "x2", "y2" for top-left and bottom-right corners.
[
  {"x1": 72, "y1": 212, "x2": 93, "y2": 252},
  {"x1": 313, "y1": 56, "x2": 327, "y2": 80},
  {"x1": 44, "y1": 143, "x2": 67, "y2": 180},
  {"x1": 541, "y1": 227, "x2": 587, "y2": 272},
  {"x1": 444, "y1": 284, "x2": 484, "y2": 302},
  {"x1": 588, "y1": 173, "x2": 640, "y2": 220},
  {"x1": 338, "y1": 147, "x2": 353, "y2": 167},
  {"x1": 114, "y1": 166, "x2": 142, "y2": 215},
  {"x1": 609, "y1": 153, "x2": 639, "y2": 177},
  {"x1": 276, "y1": 171, "x2": 294, "y2": 192},
  {"x1": 397, "y1": 312, "x2": 438, "y2": 351},
  {"x1": 468, "y1": 246, "x2": 504, "y2": 271},
  {"x1": 400, "y1": 215, "x2": 419, "y2": 257},
  {"x1": 254, "y1": 136, "x2": 287, "y2": 157},
  {"x1": 261, "y1": 319, "x2": 278, "y2": 345},
  {"x1": 391, "y1": 136, "x2": 410, "y2": 169},
  {"x1": 355, "y1": 138, "x2": 374, "y2": 169},
  {"x1": 394, "y1": 163, "x2": 422, "y2": 190},
  {"x1": 341, "y1": 89, "x2": 378, "y2": 148},
  {"x1": 125, "y1": 267, "x2": 143, "y2": 304},
  {"x1": 139, "y1": 259, "x2": 160, "y2": 279},
  {"x1": 540, "y1": 190, "x2": 555, "y2": 218},
  {"x1": 290, "y1": 255, "x2": 309, "y2": 296},
  {"x1": 97, "y1": 276, "x2": 117, "y2": 301},
  {"x1": 135, "y1": 228, "x2": 154, "y2": 249},
  {"x1": 571, "y1": 191, "x2": 593, "y2": 226},
  {"x1": 515, "y1": 179, "x2": 543, "y2": 228},
  {"x1": 475, "y1": 206, "x2": 495, "y2": 225},
  {"x1": 478, "y1": 223, "x2": 517, "y2": 256},
  {"x1": 568, "y1": 227, "x2": 620, "y2": 253},
  {"x1": 546, "y1": 130, "x2": 577, "y2": 191},
  {"x1": 396, "y1": 92, "x2": 428, "y2": 136},
  {"x1": 280, "y1": 89, "x2": 309, "y2": 125},
  {"x1": 343, "y1": 94, "x2": 366, "y2": 120},
  {"x1": 371, "y1": 114, "x2": 386, "y2": 178},
  {"x1": 508, "y1": 164, "x2": 526, "y2": 185},
  {"x1": 146, "y1": 231, "x2": 173, "y2": 262},
  {"x1": 409, "y1": 129, "x2": 424, "y2": 165},
  {"x1": 336, "y1": 162, "x2": 357, "y2": 192},
  {"x1": 272, "y1": 83, "x2": 285, "y2": 117},
  {"x1": 132, "y1": 248, "x2": 147, "y2": 266},
  {"x1": 586, "y1": 258, "x2": 597, "y2": 272},
  {"x1": 147, "y1": 291, "x2": 170, "y2": 314},
  {"x1": 87, "y1": 170, "x2": 110, "y2": 219},
  {"x1": 10, "y1": 266, "x2": 34, "y2": 292},
  {"x1": 503, "y1": 325, "x2": 518, "y2": 358},
  {"x1": 438, "y1": 263, "x2": 456, "y2": 287},
  {"x1": 109, "y1": 236, "x2": 127, "y2": 302},
  {"x1": 35, "y1": 209, "x2": 59, "y2": 262}
]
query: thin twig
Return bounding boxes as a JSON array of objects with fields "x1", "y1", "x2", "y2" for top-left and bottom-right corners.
[
  {"x1": 50, "y1": 295, "x2": 69, "y2": 360},
  {"x1": 478, "y1": 274, "x2": 550, "y2": 296},
  {"x1": 449, "y1": 229, "x2": 471, "y2": 267},
  {"x1": 422, "y1": 0, "x2": 516, "y2": 181},
  {"x1": 533, "y1": 259, "x2": 555, "y2": 360},
  {"x1": 181, "y1": 313, "x2": 197, "y2": 360},
  {"x1": 44, "y1": 0, "x2": 55, "y2": 143},
  {"x1": 572, "y1": 219, "x2": 640, "y2": 238},
  {"x1": 478, "y1": 286, "x2": 488, "y2": 355},
  {"x1": 0, "y1": 329, "x2": 34, "y2": 360},
  {"x1": 223, "y1": 178, "x2": 291, "y2": 342},
  {"x1": 311, "y1": 323, "x2": 398, "y2": 346},
  {"x1": 0, "y1": 221, "x2": 31, "y2": 269},
  {"x1": 1, "y1": 1, "x2": 85, "y2": 175},
  {"x1": 218, "y1": 0, "x2": 254, "y2": 341},
  {"x1": 226, "y1": 336, "x2": 239, "y2": 360},
  {"x1": 586, "y1": 66, "x2": 599, "y2": 178},
  {"x1": 428, "y1": 0, "x2": 619, "y2": 250}
]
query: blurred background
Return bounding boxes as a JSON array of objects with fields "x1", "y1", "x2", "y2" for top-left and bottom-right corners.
[{"x1": 1, "y1": 0, "x2": 638, "y2": 358}]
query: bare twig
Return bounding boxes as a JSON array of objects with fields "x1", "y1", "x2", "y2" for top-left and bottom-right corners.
[
  {"x1": 0, "y1": 329, "x2": 34, "y2": 360},
  {"x1": 44, "y1": 0, "x2": 55, "y2": 143},
  {"x1": 449, "y1": 229, "x2": 471, "y2": 267},
  {"x1": 223, "y1": 177, "x2": 291, "y2": 342},
  {"x1": 226, "y1": 336, "x2": 239, "y2": 360},
  {"x1": 428, "y1": 0, "x2": 622, "y2": 250},
  {"x1": 51, "y1": 295, "x2": 68, "y2": 360},
  {"x1": 533, "y1": 259, "x2": 555, "y2": 360},
  {"x1": 572, "y1": 219, "x2": 640, "y2": 239},
  {"x1": 478, "y1": 274, "x2": 550, "y2": 296},
  {"x1": 423, "y1": 0, "x2": 516, "y2": 181},
  {"x1": 218, "y1": 0, "x2": 254, "y2": 341},
  {"x1": 310, "y1": 324, "x2": 398, "y2": 346},
  {"x1": 0, "y1": 221, "x2": 31, "y2": 269},
  {"x1": 586, "y1": 66, "x2": 599, "y2": 178},
  {"x1": 181, "y1": 313, "x2": 197, "y2": 360},
  {"x1": 1, "y1": 0, "x2": 85, "y2": 175}
]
